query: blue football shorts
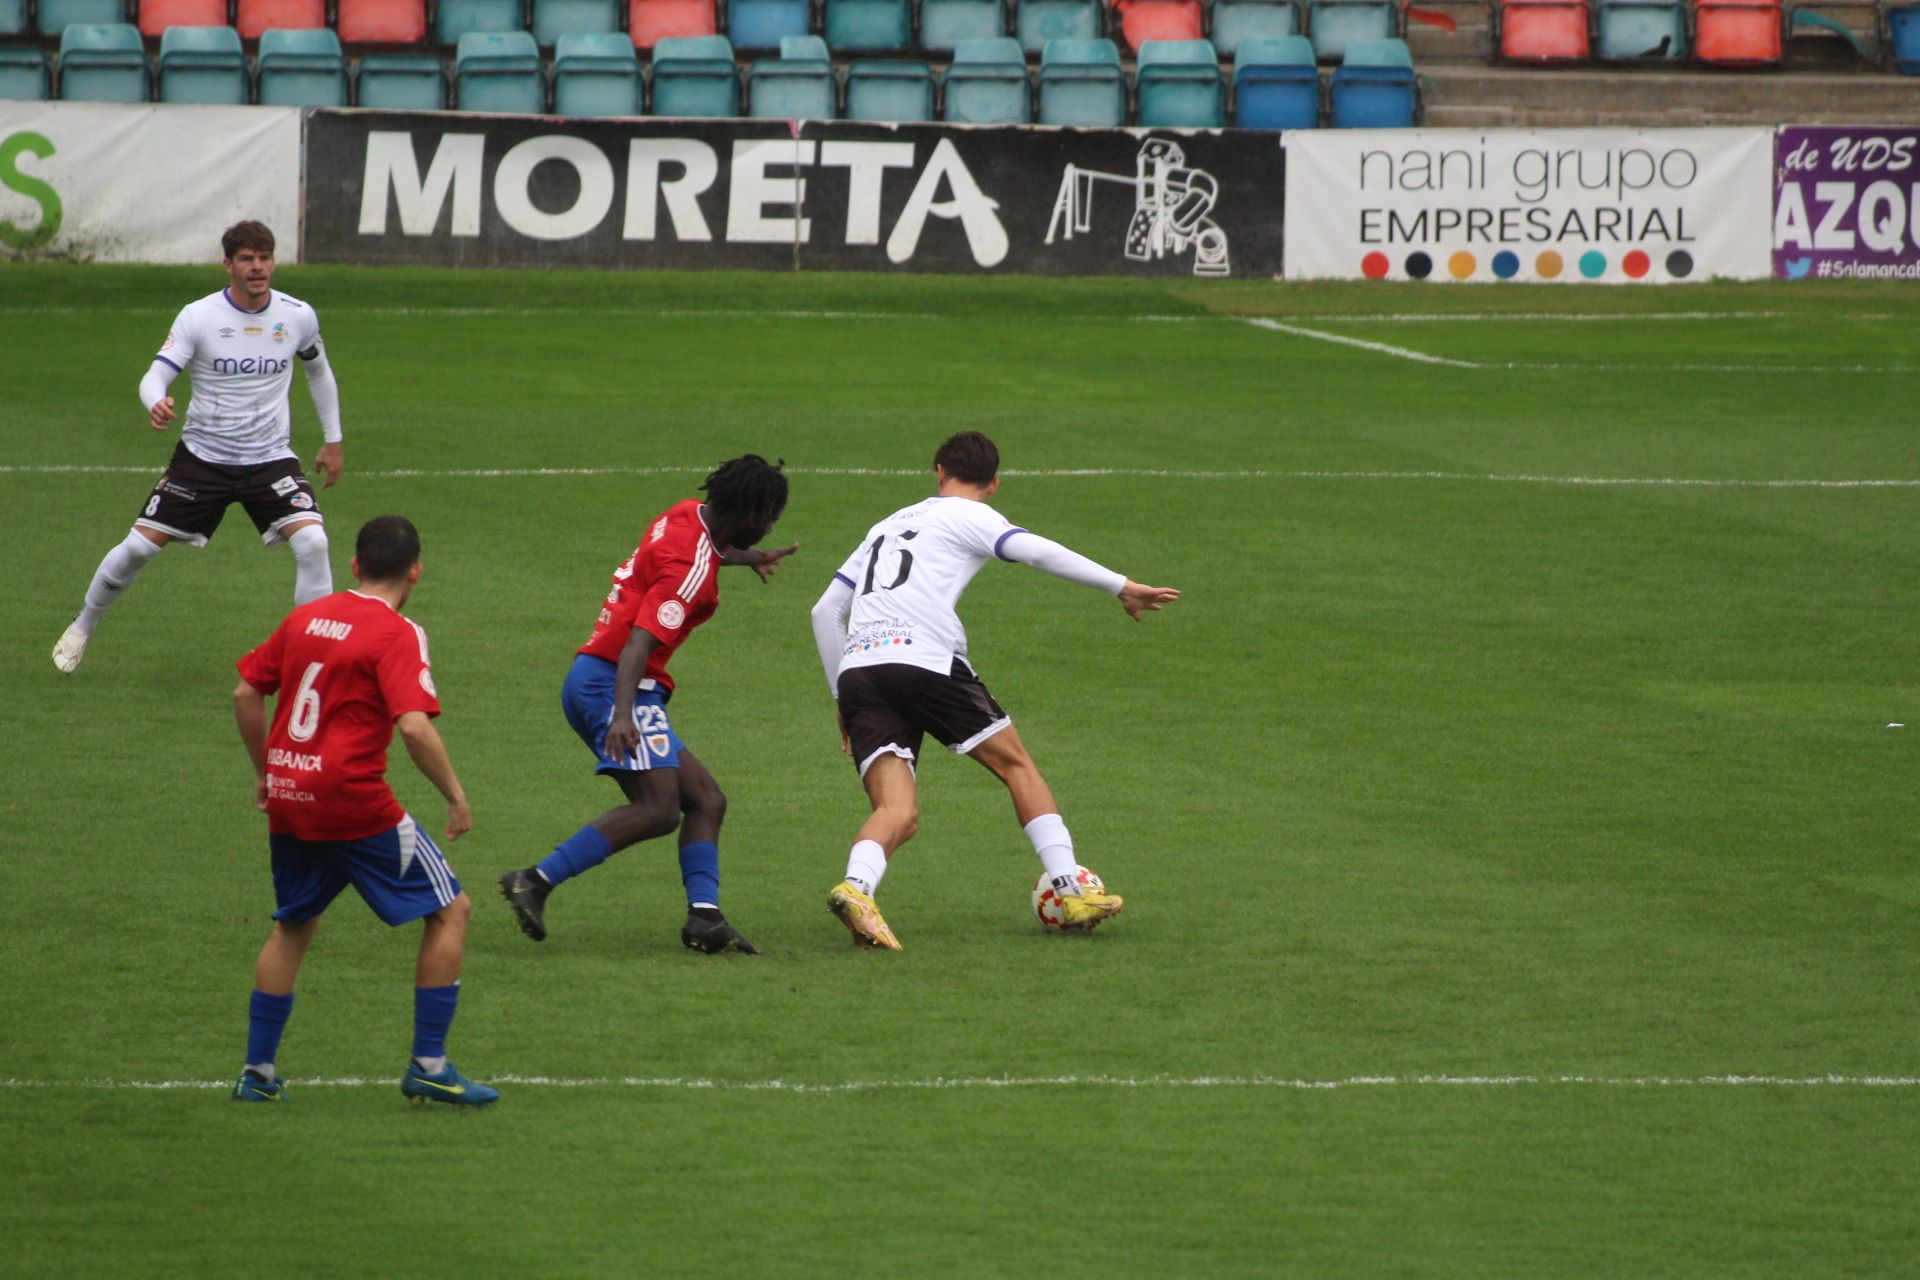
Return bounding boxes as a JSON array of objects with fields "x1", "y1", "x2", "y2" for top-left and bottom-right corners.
[
  {"x1": 561, "y1": 652, "x2": 686, "y2": 776},
  {"x1": 269, "y1": 815, "x2": 462, "y2": 927}
]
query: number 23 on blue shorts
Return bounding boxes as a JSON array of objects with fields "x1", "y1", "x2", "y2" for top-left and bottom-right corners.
[{"x1": 561, "y1": 652, "x2": 686, "y2": 775}]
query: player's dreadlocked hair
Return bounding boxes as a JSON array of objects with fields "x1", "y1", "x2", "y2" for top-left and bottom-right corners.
[{"x1": 702, "y1": 454, "x2": 789, "y2": 528}]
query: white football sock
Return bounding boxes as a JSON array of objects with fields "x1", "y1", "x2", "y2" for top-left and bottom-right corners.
[
  {"x1": 1024, "y1": 814, "x2": 1081, "y2": 894},
  {"x1": 288, "y1": 525, "x2": 332, "y2": 604},
  {"x1": 413, "y1": 1055, "x2": 447, "y2": 1074},
  {"x1": 77, "y1": 530, "x2": 164, "y2": 633},
  {"x1": 244, "y1": 1062, "x2": 275, "y2": 1081},
  {"x1": 844, "y1": 839, "x2": 888, "y2": 896}
]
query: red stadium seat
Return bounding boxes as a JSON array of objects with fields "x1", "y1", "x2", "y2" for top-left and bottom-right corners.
[
  {"x1": 1497, "y1": 0, "x2": 1591, "y2": 59},
  {"x1": 628, "y1": 0, "x2": 717, "y2": 47},
  {"x1": 235, "y1": 0, "x2": 324, "y2": 37},
  {"x1": 1112, "y1": 0, "x2": 1205, "y2": 50},
  {"x1": 1694, "y1": 0, "x2": 1782, "y2": 62},
  {"x1": 137, "y1": 0, "x2": 228, "y2": 37},
  {"x1": 337, "y1": 0, "x2": 428, "y2": 43}
]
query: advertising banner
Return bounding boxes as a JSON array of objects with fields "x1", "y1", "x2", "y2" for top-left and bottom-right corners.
[
  {"x1": 1283, "y1": 127, "x2": 1773, "y2": 284},
  {"x1": 0, "y1": 102, "x2": 301, "y2": 263},
  {"x1": 1774, "y1": 126, "x2": 1920, "y2": 282},
  {"x1": 302, "y1": 111, "x2": 1287, "y2": 277}
]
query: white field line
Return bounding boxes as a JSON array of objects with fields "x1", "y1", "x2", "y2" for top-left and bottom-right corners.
[
  {"x1": 1243, "y1": 317, "x2": 1481, "y2": 367},
  {"x1": 3, "y1": 1072, "x2": 1918, "y2": 1093}
]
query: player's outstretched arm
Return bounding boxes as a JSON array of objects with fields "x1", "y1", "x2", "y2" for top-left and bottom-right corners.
[
  {"x1": 397, "y1": 710, "x2": 471, "y2": 841},
  {"x1": 233, "y1": 679, "x2": 271, "y2": 812},
  {"x1": 1117, "y1": 580, "x2": 1181, "y2": 621},
  {"x1": 721, "y1": 542, "x2": 799, "y2": 583}
]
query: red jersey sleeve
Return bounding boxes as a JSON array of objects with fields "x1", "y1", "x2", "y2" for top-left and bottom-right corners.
[
  {"x1": 236, "y1": 618, "x2": 291, "y2": 694},
  {"x1": 630, "y1": 541, "x2": 703, "y2": 647},
  {"x1": 375, "y1": 616, "x2": 443, "y2": 721}
]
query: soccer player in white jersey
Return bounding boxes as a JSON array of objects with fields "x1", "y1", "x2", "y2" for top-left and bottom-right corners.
[
  {"x1": 811, "y1": 431, "x2": 1180, "y2": 950},
  {"x1": 52, "y1": 220, "x2": 344, "y2": 674}
]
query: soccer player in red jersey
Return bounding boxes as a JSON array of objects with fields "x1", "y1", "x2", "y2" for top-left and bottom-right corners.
[
  {"x1": 499, "y1": 455, "x2": 795, "y2": 954},
  {"x1": 229, "y1": 515, "x2": 495, "y2": 1106}
]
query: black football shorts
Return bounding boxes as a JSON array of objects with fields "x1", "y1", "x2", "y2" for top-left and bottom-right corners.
[
  {"x1": 135, "y1": 441, "x2": 322, "y2": 547},
  {"x1": 836, "y1": 658, "x2": 1012, "y2": 777}
]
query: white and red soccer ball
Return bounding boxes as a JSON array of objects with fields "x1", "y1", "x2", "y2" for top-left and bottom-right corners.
[{"x1": 1031, "y1": 865, "x2": 1106, "y2": 932}]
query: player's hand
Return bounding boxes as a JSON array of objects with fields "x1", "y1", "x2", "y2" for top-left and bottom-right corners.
[
  {"x1": 253, "y1": 774, "x2": 269, "y2": 812},
  {"x1": 149, "y1": 396, "x2": 176, "y2": 430},
  {"x1": 1119, "y1": 581, "x2": 1181, "y2": 620},
  {"x1": 604, "y1": 715, "x2": 641, "y2": 765},
  {"x1": 314, "y1": 442, "x2": 343, "y2": 489},
  {"x1": 444, "y1": 798, "x2": 472, "y2": 842},
  {"x1": 750, "y1": 543, "x2": 800, "y2": 584}
]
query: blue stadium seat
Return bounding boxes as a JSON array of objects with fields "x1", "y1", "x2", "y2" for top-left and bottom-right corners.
[
  {"x1": 552, "y1": 29, "x2": 640, "y2": 114},
  {"x1": 747, "y1": 32, "x2": 837, "y2": 116},
  {"x1": 58, "y1": 22, "x2": 149, "y2": 101},
  {"x1": 941, "y1": 34, "x2": 1029, "y2": 121},
  {"x1": 158, "y1": 25, "x2": 249, "y2": 105},
  {"x1": 456, "y1": 29, "x2": 546, "y2": 111},
  {"x1": 1209, "y1": 0, "x2": 1299, "y2": 56},
  {"x1": 1308, "y1": 0, "x2": 1396, "y2": 59},
  {"x1": 1887, "y1": 2, "x2": 1919, "y2": 69},
  {"x1": 1016, "y1": 0, "x2": 1101, "y2": 52},
  {"x1": 649, "y1": 33, "x2": 738, "y2": 115},
  {"x1": 436, "y1": 0, "x2": 528, "y2": 44},
  {"x1": 1595, "y1": 0, "x2": 1688, "y2": 57},
  {"x1": 1134, "y1": 36, "x2": 1221, "y2": 125},
  {"x1": 257, "y1": 27, "x2": 348, "y2": 106},
  {"x1": 1232, "y1": 33, "x2": 1316, "y2": 126},
  {"x1": 39, "y1": 0, "x2": 125, "y2": 36},
  {"x1": 919, "y1": 0, "x2": 1005, "y2": 51},
  {"x1": 823, "y1": 0, "x2": 911, "y2": 48},
  {"x1": 0, "y1": 0, "x2": 30, "y2": 36},
  {"x1": 531, "y1": 0, "x2": 620, "y2": 44},
  {"x1": 355, "y1": 51, "x2": 446, "y2": 107},
  {"x1": 1036, "y1": 36, "x2": 1125, "y2": 125},
  {"x1": 728, "y1": 0, "x2": 811, "y2": 49},
  {"x1": 1328, "y1": 35, "x2": 1413, "y2": 124},
  {"x1": 0, "y1": 47, "x2": 52, "y2": 98},
  {"x1": 844, "y1": 57, "x2": 934, "y2": 118}
]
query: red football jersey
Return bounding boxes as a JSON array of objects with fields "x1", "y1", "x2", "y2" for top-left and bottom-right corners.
[
  {"x1": 236, "y1": 589, "x2": 442, "y2": 841},
  {"x1": 577, "y1": 499, "x2": 723, "y2": 693}
]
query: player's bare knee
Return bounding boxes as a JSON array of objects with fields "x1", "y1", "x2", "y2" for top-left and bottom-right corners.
[
  {"x1": 429, "y1": 892, "x2": 473, "y2": 930},
  {"x1": 686, "y1": 781, "x2": 726, "y2": 823}
]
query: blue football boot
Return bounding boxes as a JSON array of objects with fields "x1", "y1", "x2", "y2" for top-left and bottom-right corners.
[
  {"x1": 231, "y1": 1070, "x2": 288, "y2": 1102},
  {"x1": 401, "y1": 1061, "x2": 499, "y2": 1107}
]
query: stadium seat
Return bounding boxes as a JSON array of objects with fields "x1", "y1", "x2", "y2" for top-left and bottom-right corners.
[
  {"x1": 552, "y1": 29, "x2": 639, "y2": 112},
  {"x1": 0, "y1": 0, "x2": 28, "y2": 36},
  {"x1": 137, "y1": 0, "x2": 225, "y2": 36},
  {"x1": 256, "y1": 25, "x2": 347, "y2": 103},
  {"x1": 844, "y1": 56, "x2": 933, "y2": 117},
  {"x1": 918, "y1": 0, "x2": 1004, "y2": 51},
  {"x1": 437, "y1": 0, "x2": 527, "y2": 43},
  {"x1": 1015, "y1": 0, "x2": 1102, "y2": 52},
  {"x1": 1695, "y1": 0, "x2": 1783, "y2": 61},
  {"x1": 337, "y1": 0, "x2": 427, "y2": 43},
  {"x1": 1134, "y1": 37, "x2": 1222, "y2": 124},
  {"x1": 157, "y1": 22, "x2": 249, "y2": 102},
  {"x1": 1307, "y1": 0, "x2": 1396, "y2": 59},
  {"x1": 1328, "y1": 34, "x2": 1413, "y2": 123},
  {"x1": 1209, "y1": 0, "x2": 1299, "y2": 56},
  {"x1": 1594, "y1": 0, "x2": 1688, "y2": 56},
  {"x1": 823, "y1": 0, "x2": 912, "y2": 49},
  {"x1": 0, "y1": 47, "x2": 52, "y2": 98},
  {"x1": 354, "y1": 50, "x2": 445, "y2": 104},
  {"x1": 38, "y1": 0, "x2": 125, "y2": 36},
  {"x1": 727, "y1": 0, "x2": 811, "y2": 49},
  {"x1": 941, "y1": 34, "x2": 1030, "y2": 120},
  {"x1": 59, "y1": 22, "x2": 148, "y2": 99},
  {"x1": 455, "y1": 29, "x2": 546, "y2": 110},
  {"x1": 236, "y1": 0, "x2": 325, "y2": 38},
  {"x1": 1496, "y1": 0, "x2": 1591, "y2": 59},
  {"x1": 627, "y1": 0, "x2": 715, "y2": 45},
  {"x1": 747, "y1": 32, "x2": 837, "y2": 115},
  {"x1": 1894, "y1": 4, "x2": 1920, "y2": 71},
  {"x1": 648, "y1": 32, "x2": 737, "y2": 113},
  {"x1": 1231, "y1": 32, "x2": 1316, "y2": 125},
  {"x1": 1112, "y1": 0, "x2": 1204, "y2": 52},
  {"x1": 1036, "y1": 36, "x2": 1125, "y2": 125},
  {"x1": 531, "y1": 0, "x2": 619, "y2": 42}
]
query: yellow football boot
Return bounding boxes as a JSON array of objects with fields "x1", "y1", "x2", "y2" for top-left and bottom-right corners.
[
  {"x1": 828, "y1": 881, "x2": 903, "y2": 951},
  {"x1": 1058, "y1": 887, "x2": 1125, "y2": 930}
]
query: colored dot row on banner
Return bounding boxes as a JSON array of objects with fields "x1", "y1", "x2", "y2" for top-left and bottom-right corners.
[{"x1": 1360, "y1": 250, "x2": 1697, "y2": 281}]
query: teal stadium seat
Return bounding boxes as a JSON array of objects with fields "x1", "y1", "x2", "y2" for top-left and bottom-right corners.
[
  {"x1": 0, "y1": 0, "x2": 28, "y2": 36},
  {"x1": 1134, "y1": 36, "x2": 1222, "y2": 125},
  {"x1": 437, "y1": 0, "x2": 528, "y2": 44},
  {"x1": 39, "y1": 0, "x2": 125, "y2": 36},
  {"x1": 1232, "y1": 32, "x2": 1316, "y2": 127},
  {"x1": 256, "y1": 27, "x2": 348, "y2": 106},
  {"x1": 1328, "y1": 34, "x2": 1413, "y2": 124},
  {"x1": 355, "y1": 51, "x2": 446, "y2": 107},
  {"x1": 648, "y1": 33, "x2": 738, "y2": 115},
  {"x1": 747, "y1": 32, "x2": 837, "y2": 117},
  {"x1": 58, "y1": 23, "x2": 149, "y2": 101},
  {"x1": 1016, "y1": 0, "x2": 1101, "y2": 52},
  {"x1": 823, "y1": 0, "x2": 912, "y2": 48},
  {"x1": 727, "y1": 0, "x2": 811, "y2": 49},
  {"x1": 552, "y1": 30, "x2": 640, "y2": 114},
  {"x1": 1209, "y1": 0, "x2": 1299, "y2": 56},
  {"x1": 1036, "y1": 36, "x2": 1125, "y2": 125},
  {"x1": 0, "y1": 47, "x2": 51, "y2": 98},
  {"x1": 1308, "y1": 0, "x2": 1396, "y2": 60},
  {"x1": 158, "y1": 24, "x2": 250, "y2": 104},
  {"x1": 1595, "y1": 0, "x2": 1688, "y2": 56},
  {"x1": 531, "y1": 0, "x2": 620, "y2": 45},
  {"x1": 456, "y1": 29, "x2": 546, "y2": 111},
  {"x1": 1894, "y1": 5, "x2": 1920, "y2": 73},
  {"x1": 844, "y1": 57, "x2": 934, "y2": 119},
  {"x1": 941, "y1": 34, "x2": 1029, "y2": 121},
  {"x1": 918, "y1": 0, "x2": 1005, "y2": 51}
]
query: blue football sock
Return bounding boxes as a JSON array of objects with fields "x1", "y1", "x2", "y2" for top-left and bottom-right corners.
[
  {"x1": 537, "y1": 824, "x2": 615, "y2": 888},
  {"x1": 246, "y1": 990, "x2": 295, "y2": 1069},
  {"x1": 679, "y1": 840, "x2": 720, "y2": 909},
  {"x1": 412, "y1": 983, "x2": 460, "y2": 1062}
]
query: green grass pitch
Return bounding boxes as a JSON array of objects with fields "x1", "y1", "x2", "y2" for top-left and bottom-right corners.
[{"x1": 2, "y1": 264, "x2": 1916, "y2": 1277}]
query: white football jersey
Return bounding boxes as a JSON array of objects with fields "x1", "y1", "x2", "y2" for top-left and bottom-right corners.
[
  {"x1": 153, "y1": 288, "x2": 324, "y2": 467},
  {"x1": 831, "y1": 495, "x2": 1025, "y2": 678}
]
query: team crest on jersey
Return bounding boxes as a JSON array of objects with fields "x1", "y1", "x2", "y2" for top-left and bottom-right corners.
[
  {"x1": 650, "y1": 516, "x2": 669, "y2": 543},
  {"x1": 271, "y1": 323, "x2": 289, "y2": 344},
  {"x1": 657, "y1": 600, "x2": 686, "y2": 629}
]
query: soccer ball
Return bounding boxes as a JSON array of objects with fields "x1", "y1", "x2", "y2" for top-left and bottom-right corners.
[{"x1": 1032, "y1": 865, "x2": 1106, "y2": 932}]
